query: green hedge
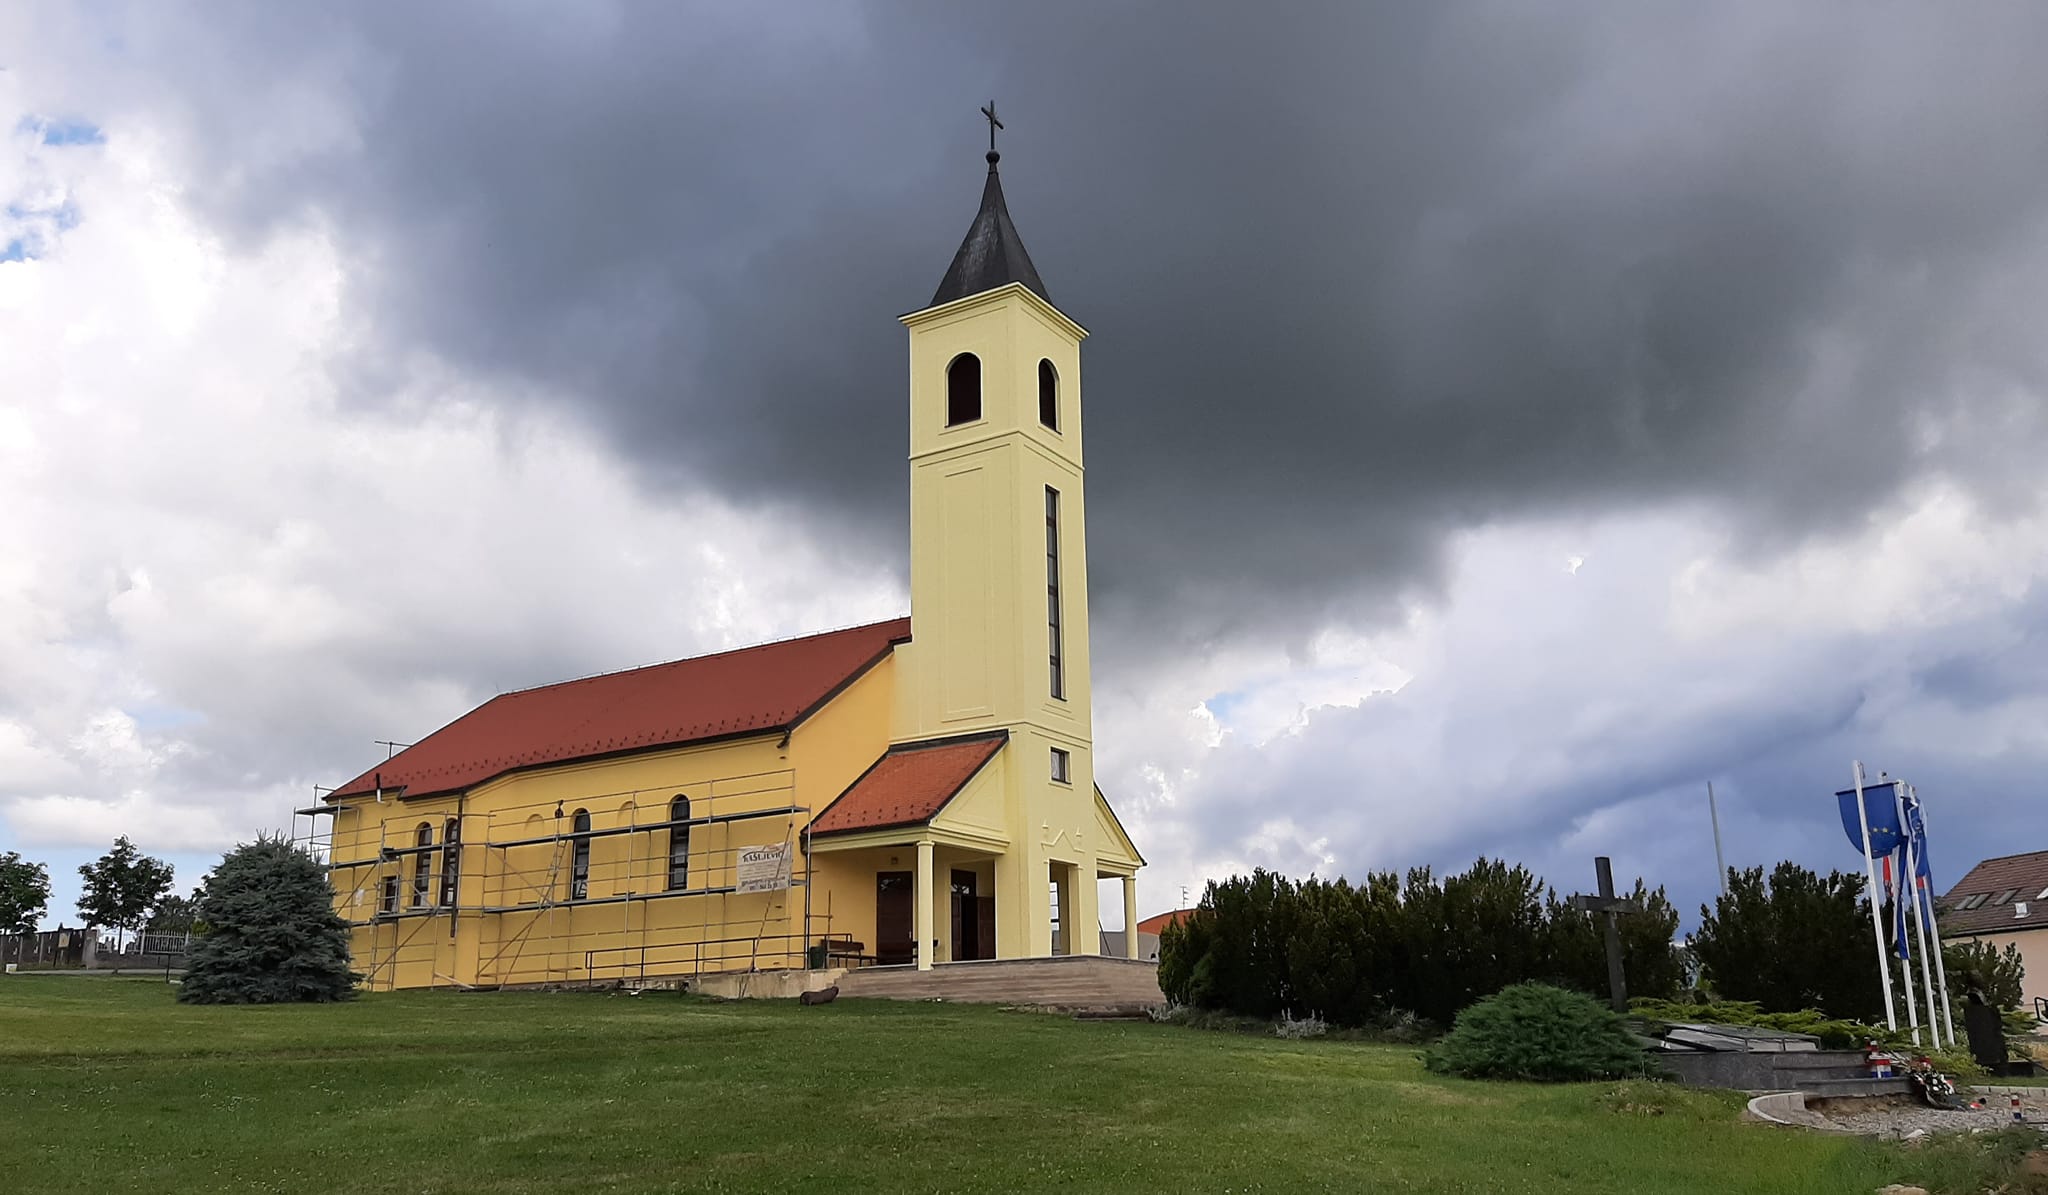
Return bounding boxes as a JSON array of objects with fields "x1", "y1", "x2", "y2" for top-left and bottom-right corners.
[{"x1": 1159, "y1": 860, "x2": 1683, "y2": 1028}]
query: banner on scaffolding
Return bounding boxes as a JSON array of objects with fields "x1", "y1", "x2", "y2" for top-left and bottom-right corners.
[{"x1": 736, "y1": 841, "x2": 792, "y2": 894}]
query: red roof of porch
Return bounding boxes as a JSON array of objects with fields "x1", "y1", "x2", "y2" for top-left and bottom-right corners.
[{"x1": 809, "y1": 731, "x2": 1007, "y2": 838}]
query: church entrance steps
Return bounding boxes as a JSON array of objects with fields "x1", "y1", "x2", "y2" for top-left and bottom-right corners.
[{"x1": 832, "y1": 955, "x2": 1165, "y2": 1010}]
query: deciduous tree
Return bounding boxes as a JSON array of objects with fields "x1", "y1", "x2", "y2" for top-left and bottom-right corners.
[
  {"x1": 0, "y1": 851, "x2": 52, "y2": 936},
  {"x1": 76, "y1": 837, "x2": 175, "y2": 950}
]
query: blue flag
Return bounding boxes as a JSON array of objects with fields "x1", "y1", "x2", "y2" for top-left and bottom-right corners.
[
  {"x1": 1901, "y1": 788, "x2": 1935, "y2": 935},
  {"x1": 1901, "y1": 788, "x2": 1932, "y2": 884},
  {"x1": 1836, "y1": 779, "x2": 1905, "y2": 857}
]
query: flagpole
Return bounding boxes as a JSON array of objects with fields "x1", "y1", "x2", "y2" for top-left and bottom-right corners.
[
  {"x1": 1707, "y1": 782, "x2": 1729, "y2": 898},
  {"x1": 1852, "y1": 761, "x2": 1899, "y2": 1032},
  {"x1": 1890, "y1": 847, "x2": 1922, "y2": 1046},
  {"x1": 1881, "y1": 781, "x2": 1922, "y2": 1048},
  {"x1": 1914, "y1": 784, "x2": 1957, "y2": 1046},
  {"x1": 1904, "y1": 831, "x2": 1941, "y2": 1049}
]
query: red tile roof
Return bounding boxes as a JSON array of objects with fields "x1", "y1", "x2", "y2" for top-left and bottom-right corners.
[
  {"x1": 808, "y1": 732, "x2": 1007, "y2": 838},
  {"x1": 329, "y1": 618, "x2": 910, "y2": 801},
  {"x1": 1939, "y1": 849, "x2": 2048, "y2": 936},
  {"x1": 1136, "y1": 909, "x2": 1196, "y2": 936}
]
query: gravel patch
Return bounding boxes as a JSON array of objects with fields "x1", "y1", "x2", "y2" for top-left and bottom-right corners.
[{"x1": 1813, "y1": 1089, "x2": 2048, "y2": 1139}]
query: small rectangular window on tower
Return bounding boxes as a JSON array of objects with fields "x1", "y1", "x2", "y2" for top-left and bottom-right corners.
[
  {"x1": 1051, "y1": 747, "x2": 1071, "y2": 784},
  {"x1": 1046, "y1": 486, "x2": 1064, "y2": 700}
]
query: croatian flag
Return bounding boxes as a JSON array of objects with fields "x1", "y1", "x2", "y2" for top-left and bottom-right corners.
[
  {"x1": 1901, "y1": 788, "x2": 1935, "y2": 935},
  {"x1": 1885, "y1": 851, "x2": 1912, "y2": 962}
]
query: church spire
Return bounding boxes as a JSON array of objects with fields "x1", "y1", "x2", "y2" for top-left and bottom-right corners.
[{"x1": 930, "y1": 103, "x2": 1050, "y2": 308}]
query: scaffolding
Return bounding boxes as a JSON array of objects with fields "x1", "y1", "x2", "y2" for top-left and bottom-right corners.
[{"x1": 304, "y1": 773, "x2": 827, "y2": 992}]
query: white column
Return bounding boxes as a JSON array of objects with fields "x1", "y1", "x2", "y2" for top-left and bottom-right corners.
[
  {"x1": 915, "y1": 839, "x2": 935, "y2": 972},
  {"x1": 1122, "y1": 874, "x2": 1140, "y2": 959},
  {"x1": 1075, "y1": 864, "x2": 1100, "y2": 956}
]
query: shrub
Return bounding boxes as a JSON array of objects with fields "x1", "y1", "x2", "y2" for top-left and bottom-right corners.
[
  {"x1": 1275, "y1": 1010, "x2": 1328, "y2": 1039},
  {"x1": 1425, "y1": 983, "x2": 1652, "y2": 1082},
  {"x1": 179, "y1": 836, "x2": 359, "y2": 1005}
]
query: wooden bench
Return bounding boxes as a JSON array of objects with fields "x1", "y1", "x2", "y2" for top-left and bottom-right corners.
[{"x1": 821, "y1": 937, "x2": 872, "y2": 968}]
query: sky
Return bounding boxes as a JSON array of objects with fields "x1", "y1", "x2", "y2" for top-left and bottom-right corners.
[{"x1": 5, "y1": 4, "x2": 2048, "y2": 934}]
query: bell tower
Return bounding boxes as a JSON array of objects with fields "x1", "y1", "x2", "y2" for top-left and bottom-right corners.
[
  {"x1": 899, "y1": 134, "x2": 1090, "y2": 749},
  {"x1": 894, "y1": 122, "x2": 1101, "y2": 954}
]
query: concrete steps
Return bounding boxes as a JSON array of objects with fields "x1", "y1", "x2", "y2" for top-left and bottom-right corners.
[{"x1": 834, "y1": 955, "x2": 1165, "y2": 1010}]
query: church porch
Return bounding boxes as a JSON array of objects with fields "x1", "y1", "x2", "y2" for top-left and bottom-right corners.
[
  {"x1": 806, "y1": 834, "x2": 1147, "y2": 971},
  {"x1": 805, "y1": 836, "x2": 1007, "y2": 969}
]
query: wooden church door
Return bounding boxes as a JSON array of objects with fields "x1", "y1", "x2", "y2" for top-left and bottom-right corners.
[
  {"x1": 875, "y1": 872, "x2": 913, "y2": 965},
  {"x1": 950, "y1": 870, "x2": 979, "y2": 961}
]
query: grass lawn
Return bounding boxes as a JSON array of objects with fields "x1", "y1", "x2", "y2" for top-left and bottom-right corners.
[{"x1": 0, "y1": 975, "x2": 1999, "y2": 1194}]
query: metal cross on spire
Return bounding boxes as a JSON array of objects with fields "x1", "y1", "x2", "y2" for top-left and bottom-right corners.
[{"x1": 981, "y1": 101, "x2": 1004, "y2": 157}]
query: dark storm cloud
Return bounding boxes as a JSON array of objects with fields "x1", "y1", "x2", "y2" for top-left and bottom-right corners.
[{"x1": 94, "y1": 3, "x2": 2048, "y2": 656}]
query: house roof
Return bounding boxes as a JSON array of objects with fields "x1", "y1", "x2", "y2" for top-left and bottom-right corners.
[
  {"x1": 328, "y1": 618, "x2": 911, "y2": 802},
  {"x1": 1938, "y1": 848, "x2": 2048, "y2": 936},
  {"x1": 808, "y1": 731, "x2": 1007, "y2": 838},
  {"x1": 929, "y1": 152, "x2": 1050, "y2": 308},
  {"x1": 1136, "y1": 908, "x2": 1197, "y2": 937}
]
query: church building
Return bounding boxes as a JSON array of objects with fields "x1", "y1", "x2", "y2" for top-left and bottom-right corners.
[{"x1": 314, "y1": 134, "x2": 1147, "y2": 992}]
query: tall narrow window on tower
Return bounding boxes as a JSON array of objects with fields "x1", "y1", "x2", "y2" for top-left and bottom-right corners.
[
  {"x1": 1046, "y1": 486, "x2": 1064, "y2": 699},
  {"x1": 1038, "y1": 359, "x2": 1058, "y2": 430},
  {"x1": 947, "y1": 353, "x2": 982, "y2": 425}
]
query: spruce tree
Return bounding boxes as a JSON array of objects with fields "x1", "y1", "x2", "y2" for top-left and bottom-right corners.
[{"x1": 179, "y1": 836, "x2": 359, "y2": 1004}]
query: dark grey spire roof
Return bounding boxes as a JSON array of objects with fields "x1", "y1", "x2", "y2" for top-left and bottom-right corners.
[{"x1": 930, "y1": 151, "x2": 1050, "y2": 307}]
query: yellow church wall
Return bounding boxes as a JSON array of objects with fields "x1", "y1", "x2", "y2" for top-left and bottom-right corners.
[
  {"x1": 328, "y1": 648, "x2": 906, "y2": 990},
  {"x1": 332, "y1": 733, "x2": 817, "y2": 989}
]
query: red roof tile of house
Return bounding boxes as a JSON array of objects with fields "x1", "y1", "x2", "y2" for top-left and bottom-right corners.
[
  {"x1": 1136, "y1": 909, "x2": 1196, "y2": 936},
  {"x1": 1939, "y1": 849, "x2": 2048, "y2": 936},
  {"x1": 329, "y1": 618, "x2": 910, "y2": 801},
  {"x1": 808, "y1": 732, "x2": 1007, "y2": 838}
]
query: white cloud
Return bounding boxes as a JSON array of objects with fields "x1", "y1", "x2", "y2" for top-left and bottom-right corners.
[
  {"x1": 0, "y1": 83, "x2": 902, "y2": 857},
  {"x1": 1098, "y1": 497, "x2": 2048, "y2": 918}
]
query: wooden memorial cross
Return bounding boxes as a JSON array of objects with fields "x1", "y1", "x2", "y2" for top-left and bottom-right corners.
[{"x1": 1570, "y1": 856, "x2": 1644, "y2": 1013}]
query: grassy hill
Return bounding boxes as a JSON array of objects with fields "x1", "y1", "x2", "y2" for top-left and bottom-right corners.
[{"x1": 0, "y1": 976, "x2": 1991, "y2": 1193}]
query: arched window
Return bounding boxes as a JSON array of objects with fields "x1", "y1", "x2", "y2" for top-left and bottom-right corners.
[
  {"x1": 946, "y1": 353, "x2": 982, "y2": 426},
  {"x1": 667, "y1": 795, "x2": 691, "y2": 891},
  {"x1": 410, "y1": 823, "x2": 433, "y2": 908},
  {"x1": 439, "y1": 818, "x2": 460, "y2": 907},
  {"x1": 1038, "y1": 359, "x2": 1058, "y2": 430},
  {"x1": 569, "y1": 809, "x2": 591, "y2": 901}
]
